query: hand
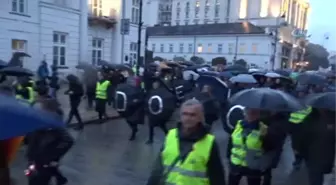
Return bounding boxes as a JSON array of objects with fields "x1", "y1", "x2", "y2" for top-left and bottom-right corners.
[{"x1": 260, "y1": 126, "x2": 268, "y2": 136}]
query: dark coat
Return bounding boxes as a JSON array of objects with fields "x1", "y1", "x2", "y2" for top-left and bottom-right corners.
[
  {"x1": 26, "y1": 127, "x2": 74, "y2": 164},
  {"x1": 290, "y1": 109, "x2": 335, "y2": 173},
  {"x1": 146, "y1": 123, "x2": 226, "y2": 185}
]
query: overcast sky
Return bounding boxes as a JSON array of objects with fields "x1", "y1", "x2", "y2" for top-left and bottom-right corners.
[{"x1": 308, "y1": 0, "x2": 336, "y2": 51}]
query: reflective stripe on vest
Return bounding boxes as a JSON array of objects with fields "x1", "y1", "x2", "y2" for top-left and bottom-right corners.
[
  {"x1": 96, "y1": 80, "x2": 110, "y2": 99},
  {"x1": 230, "y1": 120, "x2": 266, "y2": 167},
  {"x1": 289, "y1": 106, "x2": 312, "y2": 124},
  {"x1": 15, "y1": 86, "x2": 35, "y2": 104},
  {"x1": 161, "y1": 128, "x2": 214, "y2": 185}
]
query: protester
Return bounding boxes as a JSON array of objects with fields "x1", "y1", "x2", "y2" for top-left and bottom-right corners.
[
  {"x1": 146, "y1": 99, "x2": 225, "y2": 185},
  {"x1": 37, "y1": 61, "x2": 49, "y2": 86},
  {"x1": 27, "y1": 98, "x2": 73, "y2": 185},
  {"x1": 65, "y1": 74, "x2": 84, "y2": 130}
]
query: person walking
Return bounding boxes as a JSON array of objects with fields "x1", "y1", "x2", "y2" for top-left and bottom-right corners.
[
  {"x1": 65, "y1": 75, "x2": 84, "y2": 130},
  {"x1": 95, "y1": 71, "x2": 111, "y2": 123},
  {"x1": 146, "y1": 99, "x2": 226, "y2": 185}
]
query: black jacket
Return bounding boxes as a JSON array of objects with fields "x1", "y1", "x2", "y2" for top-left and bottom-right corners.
[
  {"x1": 146, "y1": 123, "x2": 226, "y2": 185},
  {"x1": 66, "y1": 82, "x2": 84, "y2": 106},
  {"x1": 290, "y1": 109, "x2": 335, "y2": 173},
  {"x1": 26, "y1": 127, "x2": 74, "y2": 164}
]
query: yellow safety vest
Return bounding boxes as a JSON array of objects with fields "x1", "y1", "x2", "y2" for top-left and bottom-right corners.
[
  {"x1": 132, "y1": 66, "x2": 136, "y2": 73},
  {"x1": 230, "y1": 120, "x2": 266, "y2": 167},
  {"x1": 161, "y1": 128, "x2": 214, "y2": 185},
  {"x1": 289, "y1": 106, "x2": 312, "y2": 124},
  {"x1": 96, "y1": 80, "x2": 110, "y2": 100},
  {"x1": 15, "y1": 86, "x2": 35, "y2": 104}
]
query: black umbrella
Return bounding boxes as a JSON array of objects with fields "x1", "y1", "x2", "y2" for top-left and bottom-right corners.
[
  {"x1": 297, "y1": 72, "x2": 327, "y2": 85},
  {"x1": 304, "y1": 92, "x2": 335, "y2": 110},
  {"x1": 196, "y1": 75, "x2": 229, "y2": 103},
  {"x1": 0, "y1": 59, "x2": 7, "y2": 68},
  {"x1": 7, "y1": 52, "x2": 31, "y2": 67},
  {"x1": 229, "y1": 88, "x2": 304, "y2": 111},
  {"x1": 274, "y1": 69, "x2": 291, "y2": 77},
  {"x1": 178, "y1": 61, "x2": 194, "y2": 67},
  {"x1": 0, "y1": 66, "x2": 34, "y2": 76},
  {"x1": 223, "y1": 65, "x2": 248, "y2": 73}
]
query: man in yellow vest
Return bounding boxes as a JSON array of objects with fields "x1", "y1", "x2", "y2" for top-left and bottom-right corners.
[
  {"x1": 146, "y1": 99, "x2": 225, "y2": 185},
  {"x1": 15, "y1": 77, "x2": 35, "y2": 105},
  {"x1": 95, "y1": 71, "x2": 111, "y2": 122},
  {"x1": 228, "y1": 108, "x2": 274, "y2": 185}
]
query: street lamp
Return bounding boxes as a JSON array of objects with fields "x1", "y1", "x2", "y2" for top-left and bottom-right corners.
[
  {"x1": 270, "y1": 13, "x2": 286, "y2": 70},
  {"x1": 136, "y1": 0, "x2": 143, "y2": 76}
]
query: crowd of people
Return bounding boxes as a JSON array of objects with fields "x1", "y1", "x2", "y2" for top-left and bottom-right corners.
[{"x1": 0, "y1": 60, "x2": 335, "y2": 185}]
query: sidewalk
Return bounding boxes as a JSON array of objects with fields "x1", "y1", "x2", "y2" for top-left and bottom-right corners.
[{"x1": 56, "y1": 87, "x2": 120, "y2": 125}]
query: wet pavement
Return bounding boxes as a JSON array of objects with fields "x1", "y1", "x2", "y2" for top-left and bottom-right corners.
[{"x1": 10, "y1": 117, "x2": 335, "y2": 185}]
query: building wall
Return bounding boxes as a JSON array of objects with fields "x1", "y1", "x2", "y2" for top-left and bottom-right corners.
[{"x1": 148, "y1": 34, "x2": 279, "y2": 69}]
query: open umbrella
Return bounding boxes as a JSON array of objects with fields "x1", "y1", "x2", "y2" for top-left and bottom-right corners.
[
  {"x1": 223, "y1": 65, "x2": 248, "y2": 73},
  {"x1": 0, "y1": 66, "x2": 34, "y2": 76},
  {"x1": 0, "y1": 59, "x2": 8, "y2": 68},
  {"x1": 229, "y1": 88, "x2": 304, "y2": 111},
  {"x1": 0, "y1": 95, "x2": 64, "y2": 140},
  {"x1": 274, "y1": 69, "x2": 291, "y2": 77},
  {"x1": 229, "y1": 74, "x2": 257, "y2": 84},
  {"x1": 219, "y1": 71, "x2": 234, "y2": 78},
  {"x1": 304, "y1": 92, "x2": 335, "y2": 110},
  {"x1": 297, "y1": 72, "x2": 327, "y2": 85},
  {"x1": 7, "y1": 52, "x2": 31, "y2": 67},
  {"x1": 265, "y1": 72, "x2": 281, "y2": 78}
]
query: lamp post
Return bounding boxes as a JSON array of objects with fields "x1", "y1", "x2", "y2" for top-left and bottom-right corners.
[
  {"x1": 136, "y1": 0, "x2": 143, "y2": 76},
  {"x1": 270, "y1": 14, "x2": 285, "y2": 70}
]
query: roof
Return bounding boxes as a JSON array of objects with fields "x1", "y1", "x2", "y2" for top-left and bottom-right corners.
[{"x1": 146, "y1": 22, "x2": 265, "y2": 36}]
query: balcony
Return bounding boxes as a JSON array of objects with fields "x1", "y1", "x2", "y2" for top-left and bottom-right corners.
[{"x1": 88, "y1": 8, "x2": 117, "y2": 29}]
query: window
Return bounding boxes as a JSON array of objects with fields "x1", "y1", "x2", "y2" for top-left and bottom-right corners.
[
  {"x1": 160, "y1": 44, "x2": 164, "y2": 52},
  {"x1": 185, "y1": 20, "x2": 189, "y2": 25},
  {"x1": 252, "y1": 43, "x2": 258, "y2": 53},
  {"x1": 90, "y1": 0, "x2": 102, "y2": 16},
  {"x1": 214, "y1": 0, "x2": 220, "y2": 17},
  {"x1": 217, "y1": 44, "x2": 223, "y2": 53},
  {"x1": 260, "y1": 0, "x2": 269, "y2": 17},
  {"x1": 197, "y1": 44, "x2": 203, "y2": 53},
  {"x1": 12, "y1": 39, "x2": 26, "y2": 52},
  {"x1": 91, "y1": 38, "x2": 103, "y2": 65},
  {"x1": 239, "y1": 0, "x2": 247, "y2": 19},
  {"x1": 179, "y1": 43, "x2": 184, "y2": 53},
  {"x1": 228, "y1": 43, "x2": 234, "y2": 54},
  {"x1": 208, "y1": 43, "x2": 212, "y2": 52},
  {"x1": 185, "y1": 2, "x2": 190, "y2": 18},
  {"x1": 130, "y1": 42, "x2": 137, "y2": 64},
  {"x1": 195, "y1": 1, "x2": 200, "y2": 18},
  {"x1": 176, "y1": 2, "x2": 180, "y2": 19},
  {"x1": 152, "y1": 43, "x2": 156, "y2": 52},
  {"x1": 204, "y1": 19, "x2": 209, "y2": 24},
  {"x1": 239, "y1": 43, "x2": 246, "y2": 53},
  {"x1": 132, "y1": 0, "x2": 140, "y2": 23},
  {"x1": 169, "y1": 44, "x2": 173, "y2": 52},
  {"x1": 188, "y1": 44, "x2": 193, "y2": 53},
  {"x1": 204, "y1": 0, "x2": 210, "y2": 18},
  {"x1": 12, "y1": 0, "x2": 26, "y2": 14},
  {"x1": 53, "y1": 32, "x2": 67, "y2": 66},
  {"x1": 176, "y1": 20, "x2": 180, "y2": 25}
]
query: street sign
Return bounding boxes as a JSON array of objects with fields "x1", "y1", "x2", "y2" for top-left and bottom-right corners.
[{"x1": 121, "y1": 18, "x2": 130, "y2": 35}]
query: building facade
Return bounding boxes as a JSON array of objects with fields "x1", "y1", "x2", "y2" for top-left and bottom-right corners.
[
  {"x1": 146, "y1": 0, "x2": 172, "y2": 26},
  {"x1": 169, "y1": 0, "x2": 310, "y2": 68},
  {"x1": 147, "y1": 23, "x2": 281, "y2": 69},
  {"x1": 0, "y1": 0, "x2": 147, "y2": 73}
]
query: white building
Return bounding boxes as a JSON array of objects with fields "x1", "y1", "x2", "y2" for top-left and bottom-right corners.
[
  {"x1": 0, "y1": 0, "x2": 147, "y2": 73},
  {"x1": 147, "y1": 22, "x2": 282, "y2": 69},
  {"x1": 146, "y1": 0, "x2": 173, "y2": 26}
]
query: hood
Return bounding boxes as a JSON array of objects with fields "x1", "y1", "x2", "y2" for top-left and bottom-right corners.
[{"x1": 176, "y1": 122, "x2": 211, "y2": 142}]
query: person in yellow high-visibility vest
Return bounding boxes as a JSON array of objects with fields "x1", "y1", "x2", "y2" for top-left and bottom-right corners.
[
  {"x1": 146, "y1": 99, "x2": 225, "y2": 185},
  {"x1": 15, "y1": 77, "x2": 35, "y2": 105},
  {"x1": 95, "y1": 71, "x2": 111, "y2": 122}
]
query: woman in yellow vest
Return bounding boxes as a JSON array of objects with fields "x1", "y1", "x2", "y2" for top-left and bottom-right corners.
[
  {"x1": 95, "y1": 71, "x2": 111, "y2": 122},
  {"x1": 146, "y1": 99, "x2": 225, "y2": 185},
  {"x1": 228, "y1": 108, "x2": 276, "y2": 185}
]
